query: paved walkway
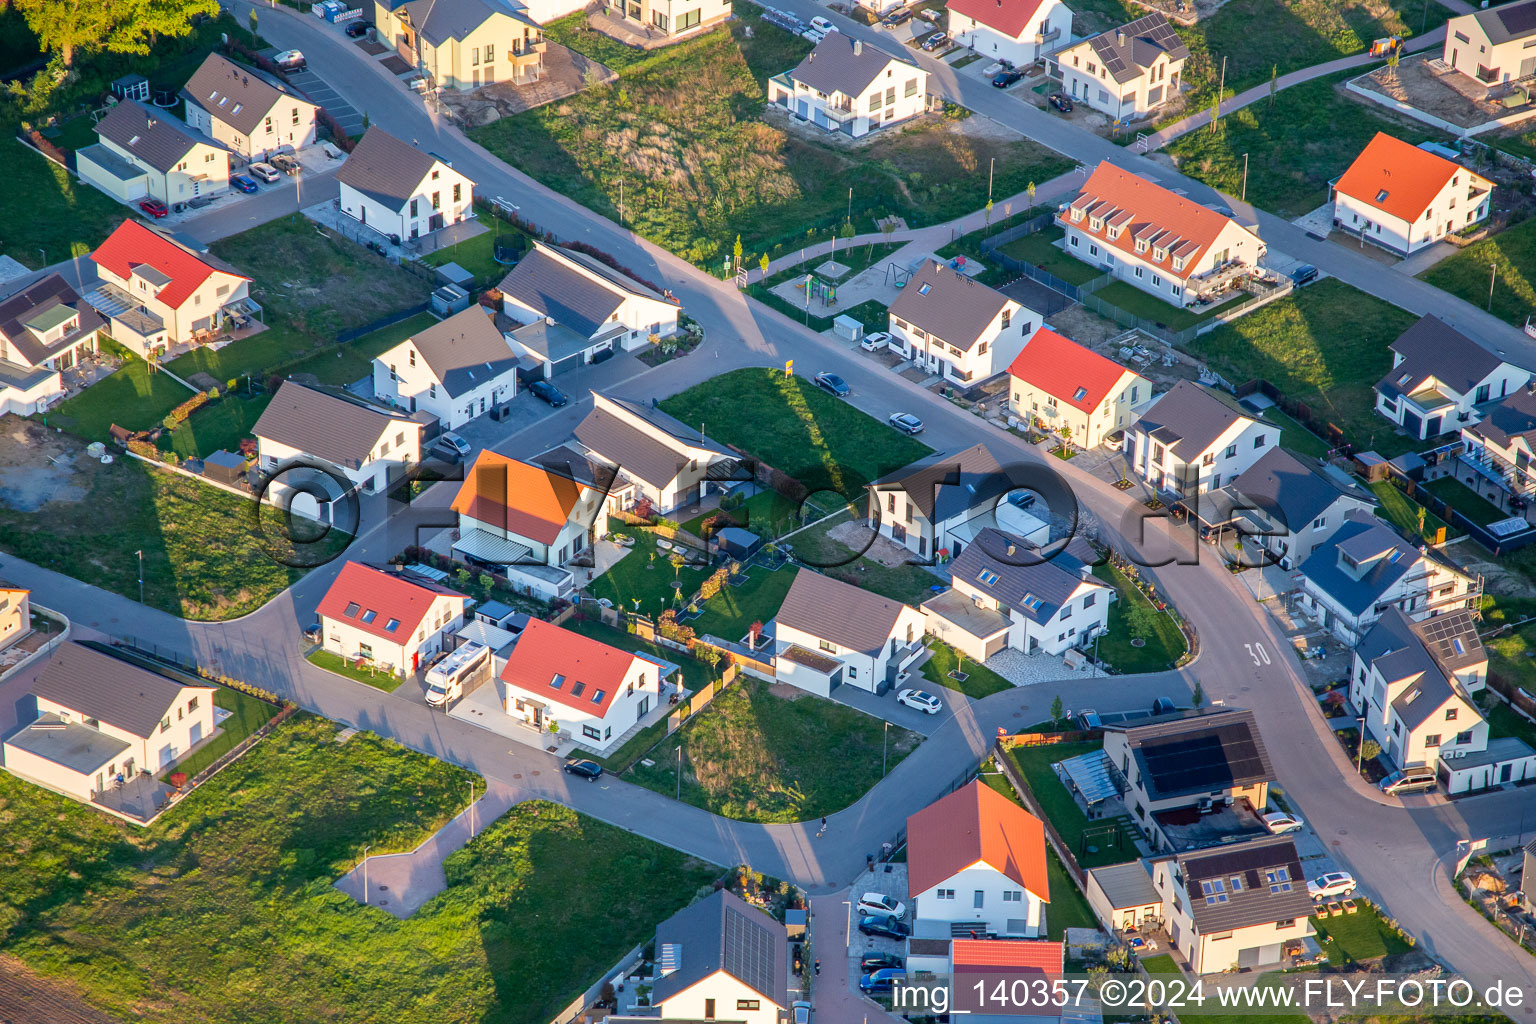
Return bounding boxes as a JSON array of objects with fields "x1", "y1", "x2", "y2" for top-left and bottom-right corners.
[{"x1": 809, "y1": 889, "x2": 907, "y2": 1023}]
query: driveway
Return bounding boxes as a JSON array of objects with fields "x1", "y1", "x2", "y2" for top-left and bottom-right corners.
[{"x1": 285, "y1": 65, "x2": 367, "y2": 137}]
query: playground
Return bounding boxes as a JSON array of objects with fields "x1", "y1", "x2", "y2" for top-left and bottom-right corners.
[{"x1": 767, "y1": 246, "x2": 998, "y2": 321}]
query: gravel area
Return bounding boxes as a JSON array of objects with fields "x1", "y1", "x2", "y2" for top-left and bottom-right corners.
[{"x1": 984, "y1": 647, "x2": 1098, "y2": 687}]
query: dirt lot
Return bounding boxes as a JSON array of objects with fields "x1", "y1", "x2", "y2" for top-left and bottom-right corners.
[
  {"x1": 1358, "y1": 55, "x2": 1526, "y2": 129},
  {"x1": 1043, "y1": 305, "x2": 1209, "y2": 391},
  {"x1": 441, "y1": 43, "x2": 617, "y2": 127},
  {"x1": 0, "y1": 420, "x2": 87, "y2": 512}
]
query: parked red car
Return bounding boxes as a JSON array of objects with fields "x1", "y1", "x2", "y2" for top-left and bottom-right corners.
[{"x1": 138, "y1": 198, "x2": 169, "y2": 218}]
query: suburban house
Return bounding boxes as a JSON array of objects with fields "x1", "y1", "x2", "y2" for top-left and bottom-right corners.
[
  {"x1": 78, "y1": 100, "x2": 230, "y2": 205},
  {"x1": 253, "y1": 381, "x2": 422, "y2": 499},
  {"x1": 1373, "y1": 314, "x2": 1529, "y2": 442},
  {"x1": 0, "y1": 273, "x2": 103, "y2": 375},
  {"x1": 1459, "y1": 384, "x2": 1536, "y2": 509},
  {"x1": 180, "y1": 53, "x2": 319, "y2": 161},
  {"x1": 377, "y1": 0, "x2": 546, "y2": 90},
  {"x1": 1129, "y1": 381, "x2": 1278, "y2": 498},
  {"x1": 87, "y1": 218, "x2": 256, "y2": 352},
  {"x1": 923, "y1": 528, "x2": 1111, "y2": 659},
  {"x1": 1350, "y1": 607, "x2": 1488, "y2": 770},
  {"x1": 1007, "y1": 326, "x2": 1151, "y2": 449},
  {"x1": 371, "y1": 305, "x2": 519, "y2": 431},
  {"x1": 316, "y1": 561, "x2": 470, "y2": 676},
  {"x1": 1295, "y1": 511, "x2": 1482, "y2": 646},
  {"x1": 1059, "y1": 161, "x2": 1267, "y2": 308},
  {"x1": 0, "y1": 585, "x2": 31, "y2": 653},
  {"x1": 626, "y1": 889, "x2": 787, "y2": 1024},
  {"x1": 1439, "y1": 737, "x2": 1536, "y2": 795},
  {"x1": 573, "y1": 392, "x2": 735, "y2": 514},
  {"x1": 0, "y1": 359, "x2": 62, "y2": 418},
  {"x1": 867, "y1": 442, "x2": 1035, "y2": 560},
  {"x1": 1190, "y1": 447, "x2": 1378, "y2": 570},
  {"x1": 907, "y1": 780, "x2": 1051, "y2": 940},
  {"x1": 766, "y1": 33, "x2": 930, "y2": 139},
  {"x1": 1150, "y1": 836, "x2": 1316, "y2": 974},
  {"x1": 907, "y1": 936, "x2": 1065, "y2": 990},
  {"x1": 771, "y1": 570, "x2": 927, "y2": 697},
  {"x1": 946, "y1": 0, "x2": 1074, "y2": 67},
  {"x1": 498, "y1": 241, "x2": 680, "y2": 376},
  {"x1": 1102, "y1": 708, "x2": 1275, "y2": 853},
  {"x1": 1056, "y1": 12, "x2": 1188, "y2": 119},
  {"x1": 1331, "y1": 133, "x2": 1493, "y2": 256},
  {"x1": 3, "y1": 642, "x2": 216, "y2": 804},
  {"x1": 498, "y1": 619, "x2": 671, "y2": 753},
  {"x1": 450, "y1": 450, "x2": 605, "y2": 600},
  {"x1": 1442, "y1": 0, "x2": 1536, "y2": 86},
  {"x1": 887, "y1": 261, "x2": 1038, "y2": 386},
  {"x1": 598, "y1": 0, "x2": 733, "y2": 39},
  {"x1": 338, "y1": 128, "x2": 476, "y2": 243},
  {"x1": 1085, "y1": 859, "x2": 1164, "y2": 935}
]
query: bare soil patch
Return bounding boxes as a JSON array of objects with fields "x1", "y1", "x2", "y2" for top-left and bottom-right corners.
[
  {"x1": 825, "y1": 518, "x2": 912, "y2": 567},
  {"x1": 1358, "y1": 56, "x2": 1517, "y2": 129},
  {"x1": 441, "y1": 44, "x2": 616, "y2": 126},
  {"x1": 0, "y1": 418, "x2": 87, "y2": 512}
]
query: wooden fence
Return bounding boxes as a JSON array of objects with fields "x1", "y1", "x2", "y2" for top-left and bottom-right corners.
[{"x1": 991, "y1": 739, "x2": 1089, "y2": 891}]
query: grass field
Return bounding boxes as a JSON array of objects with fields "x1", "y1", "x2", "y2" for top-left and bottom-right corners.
[
  {"x1": 163, "y1": 686, "x2": 280, "y2": 780},
  {"x1": 1092, "y1": 280, "x2": 1247, "y2": 331},
  {"x1": 783, "y1": 507, "x2": 942, "y2": 606},
  {"x1": 1368, "y1": 480, "x2": 1457, "y2": 542},
  {"x1": 1420, "y1": 217, "x2": 1536, "y2": 327},
  {"x1": 1258, "y1": 406, "x2": 1330, "y2": 459},
  {"x1": 689, "y1": 562, "x2": 801, "y2": 640},
  {"x1": 307, "y1": 648, "x2": 405, "y2": 692},
  {"x1": 163, "y1": 393, "x2": 271, "y2": 459},
  {"x1": 921, "y1": 638, "x2": 1014, "y2": 699},
  {"x1": 3, "y1": 137, "x2": 128, "y2": 269},
  {"x1": 587, "y1": 525, "x2": 710, "y2": 618},
  {"x1": 659, "y1": 368, "x2": 932, "y2": 498},
  {"x1": 1187, "y1": 279, "x2": 1420, "y2": 456},
  {"x1": 276, "y1": 310, "x2": 439, "y2": 387},
  {"x1": 1423, "y1": 476, "x2": 1507, "y2": 527},
  {"x1": 1311, "y1": 902, "x2": 1414, "y2": 963},
  {"x1": 999, "y1": 225, "x2": 1102, "y2": 286},
  {"x1": 1093, "y1": 563, "x2": 1187, "y2": 673},
  {"x1": 1006, "y1": 742, "x2": 1139, "y2": 868},
  {"x1": 629, "y1": 677, "x2": 920, "y2": 821}
]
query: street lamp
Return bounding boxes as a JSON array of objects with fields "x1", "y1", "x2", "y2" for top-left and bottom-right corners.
[
  {"x1": 843, "y1": 900, "x2": 852, "y2": 950},
  {"x1": 1241, "y1": 153, "x2": 1249, "y2": 203},
  {"x1": 362, "y1": 844, "x2": 371, "y2": 904},
  {"x1": 882, "y1": 720, "x2": 889, "y2": 776},
  {"x1": 468, "y1": 780, "x2": 476, "y2": 838},
  {"x1": 1489, "y1": 262, "x2": 1499, "y2": 311}
]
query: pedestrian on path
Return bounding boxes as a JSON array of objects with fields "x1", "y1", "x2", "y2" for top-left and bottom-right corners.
[
  {"x1": 817, "y1": 816, "x2": 827, "y2": 837},
  {"x1": 814, "y1": 959, "x2": 821, "y2": 976}
]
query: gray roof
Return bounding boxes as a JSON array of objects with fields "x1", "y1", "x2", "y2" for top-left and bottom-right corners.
[
  {"x1": 498, "y1": 242, "x2": 665, "y2": 339},
  {"x1": 4, "y1": 712, "x2": 131, "y2": 775},
  {"x1": 1107, "y1": 708, "x2": 1274, "y2": 801},
  {"x1": 1296, "y1": 512, "x2": 1436, "y2": 616},
  {"x1": 254, "y1": 381, "x2": 414, "y2": 470},
  {"x1": 95, "y1": 101, "x2": 225, "y2": 173},
  {"x1": 1210, "y1": 448, "x2": 1371, "y2": 534},
  {"x1": 788, "y1": 31, "x2": 915, "y2": 98},
  {"x1": 871, "y1": 442, "x2": 1022, "y2": 526},
  {"x1": 1449, "y1": 736, "x2": 1536, "y2": 772},
  {"x1": 775, "y1": 570, "x2": 911, "y2": 656},
  {"x1": 508, "y1": 318, "x2": 598, "y2": 364},
  {"x1": 650, "y1": 889, "x2": 788, "y2": 1009},
  {"x1": 398, "y1": 0, "x2": 537, "y2": 45},
  {"x1": 1358, "y1": 608, "x2": 1482, "y2": 732},
  {"x1": 1080, "y1": 12, "x2": 1190, "y2": 84},
  {"x1": 1389, "y1": 662, "x2": 1463, "y2": 732},
  {"x1": 1473, "y1": 0, "x2": 1536, "y2": 44},
  {"x1": 921, "y1": 587, "x2": 1011, "y2": 639},
  {"x1": 0, "y1": 358, "x2": 58, "y2": 392},
  {"x1": 1470, "y1": 386, "x2": 1536, "y2": 450},
  {"x1": 31, "y1": 643, "x2": 212, "y2": 740},
  {"x1": 1134, "y1": 381, "x2": 1256, "y2": 462},
  {"x1": 1176, "y1": 835, "x2": 1314, "y2": 934},
  {"x1": 531, "y1": 443, "x2": 620, "y2": 493},
  {"x1": 337, "y1": 127, "x2": 464, "y2": 213},
  {"x1": 0, "y1": 273, "x2": 104, "y2": 368},
  {"x1": 1088, "y1": 860, "x2": 1161, "y2": 911},
  {"x1": 1376, "y1": 315, "x2": 1505, "y2": 401},
  {"x1": 76, "y1": 143, "x2": 145, "y2": 184},
  {"x1": 887, "y1": 260, "x2": 1014, "y2": 351},
  {"x1": 399, "y1": 306, "x2": 518, "y2": 398},
  {"x1": 946, "y1": 528, "x2": 1099, "y2": 624},
  {"x1": 574, "y1": 395, "x2": 731, "y2": 489},
  {"x1": 181, "y1": 53, "x2": 312, "y2": 136}
]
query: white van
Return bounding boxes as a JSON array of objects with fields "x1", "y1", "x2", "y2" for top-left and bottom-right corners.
[{"x1": 425, "y1": 641, "x2": 490, "y2": 707}]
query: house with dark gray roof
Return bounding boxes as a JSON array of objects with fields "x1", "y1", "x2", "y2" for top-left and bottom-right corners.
[
  {"x1": 338, "y1": 127, "x2": 476, "y2": 244},
  {"x1": 0, "y1": 272, "x2": 104, "y2": 373},
  {"x1": 767, "y1": 32, "x2": 930, "y2": 139},
  {"x1": 1057, "y1": 12, "x2": 1189, "y2": 119},
  {"x1": 1444, "y1": 0, "x2": 1536, "y2": 86},
  {"x1": 181, "y1": 53, "x2": 319, "y2": 160},
  {"x1": 572, "y1": 392, "x2": 735, "y2": 514},
  {"x1": 887, "y1": 260, "x2": 1040, "y2": 386},
  {"x1": 1296, "y1": 510, "x2": 1481, "y2": 646},
  {"x1": 80, "y1": 100, "x2": 231, "y2": 205},
  {"x1": 641, "y1": 889, "x2": 788, "y2": 1024},
  {"x1": 371, "y1": 305, "x2": 518, "y2": 431},
  {"x1": 1460, "y1": 384, "x2": 1536, "y2": 509},
  {"x1": 378, "y1": 0, "x2": 545, "y2": 92},
  {"x1": 772, "y1": 570, "x2": 927, "y2": 696},
  {"x1": 1151, "y1": 835, "x2": 1315, "y2": 973},
  {"x1": 1129, "y1": 381, "x2": 1277, "y2": 499},
  {"x1": 499, "y1": 241, "x2": 680, "y2": 377},
  {"x1": 867, "y1": 442, "x2": 1041, "y2": 561},
  {"x1": 924, "y1": 527, "x2": 1111, "y2": 660},
  {"x1": 254, "y1": 381, "x2": 422, "y2": 497},
  {"x1": 1374, "y1": 314, "x2": 1528, "y2": 442}
]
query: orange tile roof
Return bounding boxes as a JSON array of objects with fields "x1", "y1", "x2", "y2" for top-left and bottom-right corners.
[
  {"x1": 451, "y1": 450, "x2": 586, "y2": 546},
  {"x1": 1059, "y1": 162, "x2": 1240, "y2": 282},
  {"x1": 906, "y1": 780, "x2": 1050, "y2": 902},
  {"x1": 1008, "y1": 326, "x2": 1135, "y2": 415},
  {"x1": 952, "y1": 938, "x2": 1064, "y2": 972},
  {"x1": 316, "y1": 562, "x2": 465, "y2": 645},
  {"x1": 947, "y1": 0, "x2": 1048, "y2": 39},
  {"x1": 1333, "y1": 132, "x2": 1474, "y2": 223},
  {"x1": 499, "y1": 618, "x2": 645, "y2": 718}
]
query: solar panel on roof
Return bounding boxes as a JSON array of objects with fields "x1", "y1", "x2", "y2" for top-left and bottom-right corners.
[
  {"x1": 1497, "y1": 0, "x2": 1536, "y2": 36},
  {"x1": 1137, "y1": 724, "x2": 1266, "y2": 797}
]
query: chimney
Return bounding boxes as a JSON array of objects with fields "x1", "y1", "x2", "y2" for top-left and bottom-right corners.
[
  {"x1": 1117, "y1": 29, "x2": 1126, "y2": 45},
  {"x1": 854, "y1": 39, "x2": 862, "y2": 55},
  {"x1": 1007, "y1": 542, "x2": 1017, "y2": 556}
]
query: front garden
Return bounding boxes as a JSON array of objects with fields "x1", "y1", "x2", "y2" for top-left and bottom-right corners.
[{"x1": 1091, "y1": 562, "x2": 1188, "y2": 673}]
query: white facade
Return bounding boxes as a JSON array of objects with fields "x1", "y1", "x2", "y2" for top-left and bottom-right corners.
[
  {"x1": 90, "y1": 248, "x2": 251, "y2": 345},
  {"x1": 1150, "y1": 859, "x2": 1313, "y2": 974},
  {"x1": 502, "y1": 655, "x2": 659, "y2": 753},
  {"x1": 888, "y1": 296, "x2": 1034, "y2": 387},
  {"x1": 767, "y1": 36, "x2": 930, "y2": 139},
  {"x1": 912, "y1": 862, "x2": 1046, "y2": 939},
  {"x1": 1060, "y1": 206, "x2": 1265, "y2": 308},
  {"x1": 95, "y1": 130, "x2": 229, "y2": 205},
  {"x1": 340, "y1": 160, "x2": 475, "y2": 242},
  {"x1": 1443, "y1": 5, "x2": 1536, "y2": 85},
  {"x1": 1009, "y1": 370, "x2": 1151, "y2": 450},
  {"x1": 1333, "y1": 175, "x2": 1492, "y2": 257},
  {"x1": 1298, "y1": 550, "x2": 1480, "y2": 648},
  {"x1": 948, "y1": 573, "x2": 1111, "y2": 657},
  {"x1": 321, "y1": 593, "x2": 468, "y2": 677},
  {"x1": 256, "y1": 420, "x2": 420, "y2": 497},
  {"x1": 1441, "y1": 741, "x2": 1536, "y2": 794},
  {"x1": 35, "y1": 686, "x2": 215, "y2": 774},
  {"x1": 1375, "y1": 353, "x2": 1528, "y2": 441},
  {"x1": 0, "y1": 367, "x2": 63, "y2": 416},
  {"x1": 1058, "y1": 36, "x2": 1184, "y2": 119},
  {"x1": 773, "y1": 605, "x2": 927, "y2": 697},
  {"x1": 370, "y1": 312, "x2": 519, "y2": 432},
  {"x1": 653, "y1": 972, "x2": 782, "y2": 1024},
  {"x1": 184, "y1": 91, "x2": 317, "y2": 161},
  {"x1": 1350, "y1": 653, "x2": 1486, "y2": 771},
  {"x1": 947, "y1": 0, "x2": 1072, "y2": 68},
  {"x1": 1132, "y1": 415, "x2": 1277, "y2": 498}
]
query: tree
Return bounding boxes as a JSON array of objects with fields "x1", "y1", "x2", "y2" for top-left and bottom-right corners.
[
  {"x1": 759, "y1": 252, "x2": 770, "y2": 277},
  {"x1": 670, "y1": 552, "x2": 687, "y2": 578},
  {"x1": 732, "y1": 234, "x2": 743, "y2": 274},
  {"x1": 249, "y1": 7, "x2": 259, "y2": 43},
  {"x1": 361, "y1": 110, "x2": 371, "y2": 131},
  {"x1": 1026, "y1": 181, "x2": 1037, "y2": 207},
  {"x1": 1049, "y1": 694, "x2": 1065, "y2": 727},
  {"x1": 16, "y1": 0, "x2": 218, "y2": 68},
  {"x1": 1191, "y1": 681, "x2": 1206, "y2": 709},
  {"x1": 1269, "y1": 63, "x2": 1278, "y2": 108},
  {"x1": 1360, "y1": 738, "x2": 1382, "y2": 763},
  {"x1": 1417, "y1": 505, "x2": 1427, "y2": 539},
  {"x1": 1058, "y1": 424, "x2": 1073, "y2": 446}
]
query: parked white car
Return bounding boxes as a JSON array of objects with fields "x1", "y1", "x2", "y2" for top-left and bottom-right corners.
[
  {"x1": 810, "y1": 15, "x2": 834, "y2": 32},
  {"x1": 861, "y1": 331, "x2": 891, "y2": 351},
  {"x1": 1307, "y1": 872, "x2": 1357, "y2": 901},
  {"x1": 857, "y1": 892, "x2": 908, "y2": 919},
  {"x1": 249, "y1": 162, "x2": 281, "y2": 184},
  {"x1": 1261, "y1": 811, "x2": 1304, "y2": 835},
  {"x1": 897, "y1": 688, "x2": 942, "y2": 714}
]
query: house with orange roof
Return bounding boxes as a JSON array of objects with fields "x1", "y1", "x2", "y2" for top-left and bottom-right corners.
[
  {"x1": 906, "y1": 780, "x2": 1050, "y2": 940},
  {"x1": 498, "y1": 618, "x2": 674, "y2": 752},
  {"x1": 1008, "y1": 326, "x2": 1151, "y2": 449},
  {"x1": 1058, "y1": 161, "x2": 1265, "y2": 308},
  {"x1": 0, "y1": 584, "x2": 30, "y2": 654},
  {"x1": 1331, "y1": 133, "x2": 1493, "y2": 256},
  {"x1": 316, "y1": 561, "x2": 470, "y2": 675},
  {"x1": 449, "y1": 450, "x2": 606, "y2": 601},
  {"x1": 947, "y1": 0, "x2": 1073, "y2": 69}
]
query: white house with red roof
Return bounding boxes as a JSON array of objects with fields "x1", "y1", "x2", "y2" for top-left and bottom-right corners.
[
  {"x1": 498, "y1": 618, "x2": 672, "y2": 752},
  {"x1": 907, "y1": 780, "x2": 1051, "y2": 940},
  {"x1": 1008, "y1": 326, "x2": 1152, "y2": 449},
  {"x1": 947, "y1": 0, "x2": 1073, "y2": 68},
  {"x1": 1059, "y1": 162, "x2": 1265, "y2": 308},
  {"x1": 316, "y1": 561, "x2": 470, "y2": 676},
  {"x1": 1331, "y1": 133, "x2": 1493, "y2": 257},
  {"x1": 86, "y1": 219, "x2": 256, "y2": 354},
  {"x1": 909, "y1": 936, "x2": 1064, "y2": 997}
]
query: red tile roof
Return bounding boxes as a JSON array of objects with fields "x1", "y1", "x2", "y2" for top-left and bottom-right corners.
[
  {"x1": 1008, "y1": 327, "x2": 1135, "y2": 414},
  {"x1": 947, "y1": 0, "x2": 1049, "y2": 39},
  {"x1": 316, "y1": 562, "x2": 465, "y2": 645},
  {"x1": 451, "y1": 451, "x2": 587, "y2": 546},
  {"x1": 499, "y1": 618, "x2": 646, "y2": 718},
  {"x1": 907, "y1": 780, "x2": 1050, "y2": 901},
  {"x1": 90, "y1": 219, "x2": 246, "y2": 310},
  {"x1": 1333, "y1": 132, "x2": 1476, "y2": 224},
  {"x1": 951, "y1": 938, "x2": 1064, "y2": 972},
  {"x1": 1060, "y1": 162, "x2": 1241, "y2": 282}
]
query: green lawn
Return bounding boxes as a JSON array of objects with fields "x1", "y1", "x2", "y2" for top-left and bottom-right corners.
[
  {"x1": 1091, "y1": 280, "x2": 1247, "y2": 332},
  {"x1": 46, "y1": 341, "x2": 200, "y2": 439},
  {"x1": 659, "y1": 367, "x2": 932, "y2": 498},
  {"x1": 1188, "y1": 279, "x2": 1420, "y2": 456},
  {"x1": 539, "y1": 10, "x2": 657, "y2": 71},
  {"x1": 476, "y1": 3, "x2": 1072, "y2": 267},
  {"x1": 1423, "y1": 476, "x2": 1508, "y2": 528},
  {"x1": 921, "y1": 638, "x2": 1013, "y2": 699},
  {"x1": 1420, "y1": 217, "x2": 1536, "y2": 327},
  {"x1": 586, "y1": 525, "x2": 712, "y2": 619},
  {"x1": 1007, "y1": 742, "x2": 1139, "y2": 868},
  {"x1": 1368, "y1": 480, "x2": 1458, "y2": 543},
  {"x1": 2, "y1": 136, "x2": 133, "y2": 270},
  {"x1": 276, "y1": 310, "x2": 439, "y2": 386},
  {"x1": 164, "y1": 685, "x2": 280, "y2": 780},
  {"x1": 1486, "y1": 699, "x2": 1536, "y2": 749},
  {"x1": 999, "y1": 225, "x2": 1102, "y2": 286},
  {"x1": 1092, "y1": 563, "x2": 1187, "y2": 673},
  {"x1": 421, "y1": 228, "x2": 521, "y2": 288},
  {"x1": 163, "y1": 393, "x2": 271, "y2": 459},
  {"x1": 748, "y1": 241, "x2": 909, "y2": 330},
  {"x1": 1311, "y1": 903, "x2": 1413, "y2": 964},
  {"x1": 1258, "y1": 406, "x2": 1330, "y2": 460},
  {"x1": 0, "y1": 713, "x2": 717, "y2": 1024},
  {"x1": 680, "y1": 489, "x2": 801, "y2": 540},
  {"x1": 307, "y1": 648, "x2": 405, "y2": 692},
  {"x1": 629, "y1": 676, "x2": 920, "y2": 821},
  {"x1": 776, "y1": 506, "x2": 941, "y2": 606},
  {"x1": 1140, "y1": 954, "x2": 1180, "y2": 974},
  {"x1": 688, "y1": 562, "x2": 800, "y2": 640}
]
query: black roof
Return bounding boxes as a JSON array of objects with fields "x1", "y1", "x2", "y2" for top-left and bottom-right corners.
[
  {"x1": 31, "y1": 643, "x2": 213, "y2": 739},
  {"x1": 1108, "y1": 708, "x2": 1274, "y2": 801},
  {"x1": 650, "y1": 890, "x2": 787, "y2": 1009},
  {"x1": 1376, "y1": 315, "x2": 1505, "y2": 401}
]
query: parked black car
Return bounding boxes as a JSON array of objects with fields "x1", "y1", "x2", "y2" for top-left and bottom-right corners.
[
  {"x1": 861, "y1": 952, "x2": 904, "y2": 973},
  {"x1": 858, "y1": 914, "x2": 912, "y2": 940},
  {"x1": 1292, "y1": 264, "x2": 1319, "y2": 286},
  {"x1": 992, "y1": 70, "x2": 1024, "y2": 88},
  {"x1": 529, "y1": 379, "x2": 569, "y2": 407},
  {"x1": 883, "y1": 9, "x2": 912, "y2": 26},
  {"x1": 345, "y1": 21, "x2": 369, "y2": 37},
  {"x1": 1048, "y1": 92, "x2": 1073, "y2": 113},
  {"x1": 563, "y1": 759, "x2": 603, "y2": 781}
]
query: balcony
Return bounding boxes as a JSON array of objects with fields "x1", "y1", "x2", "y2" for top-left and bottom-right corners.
[
  {"x1": 1191, "y1": 258, "x2": 1251, "y2": 299},
  {"x1": 1461, "y1": 443, "x2": 1536, "y2": 499},
  {"x1": 1033, "y1": 26, "x2": 1061, "y2": 44}
]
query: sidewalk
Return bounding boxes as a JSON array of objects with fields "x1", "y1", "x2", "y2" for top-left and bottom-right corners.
[{"x1": 808, "y1": 889, "x2": 908, "y2": 1024}]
